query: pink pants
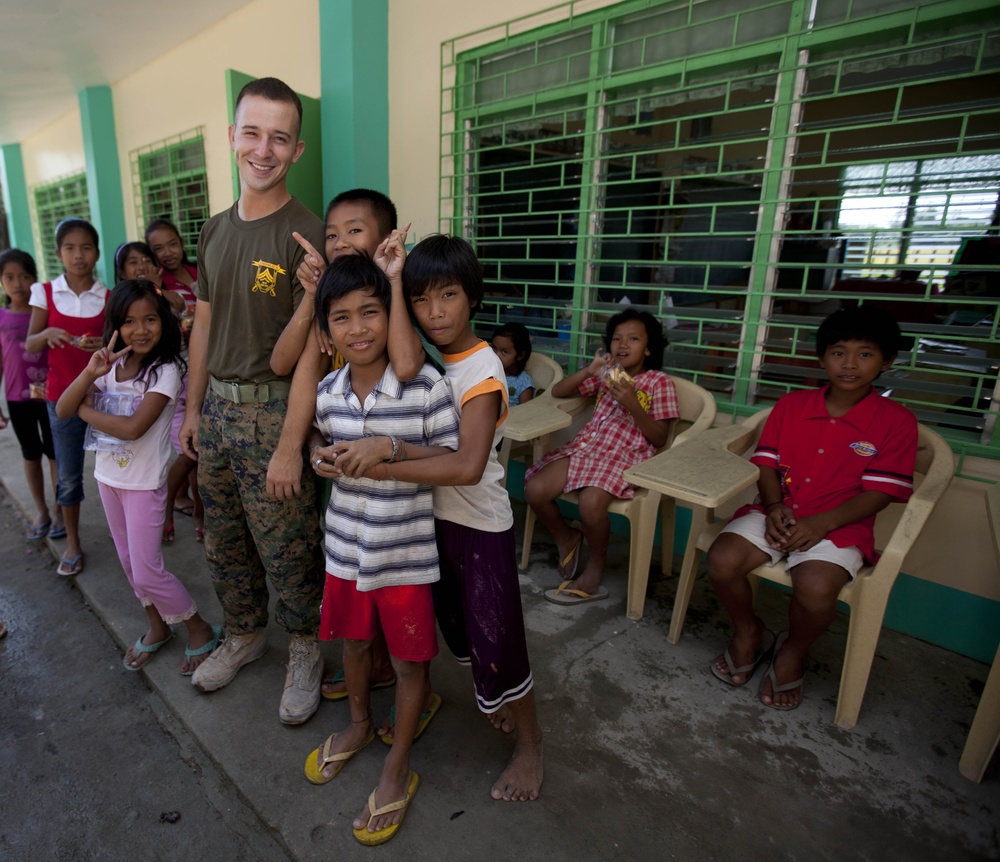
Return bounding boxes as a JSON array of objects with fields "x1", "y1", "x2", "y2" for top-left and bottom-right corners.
[{"x1": 98, "y1": 482, "x2": 197, "y2": 624}]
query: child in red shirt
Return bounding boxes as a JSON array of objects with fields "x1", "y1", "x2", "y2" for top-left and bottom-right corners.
[{"x1": 708, "y1": 306, "x2": 917, "y2": 710}]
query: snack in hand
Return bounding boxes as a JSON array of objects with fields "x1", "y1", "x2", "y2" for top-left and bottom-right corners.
[{"x1": 607, "y1": 365, "x2": 634, "y2": 386}]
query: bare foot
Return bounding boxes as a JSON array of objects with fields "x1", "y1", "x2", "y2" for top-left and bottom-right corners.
[
  {"x1": 759, "y1": 640, "x2": 805, "y2": 709},
  {"x1": 712, "y1": 618, "x2": 770, "y2": 685},
  {"x1": 491, "y1": 739, "x2": 543, "y2": 802},
  {"x1": 488, "y1": 705, "x2": 515, "y2": 734}
]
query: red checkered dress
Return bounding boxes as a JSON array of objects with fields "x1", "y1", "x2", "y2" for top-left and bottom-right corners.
[{"x1": 525, "y1": 370, "x2": 679, "y2": 499}]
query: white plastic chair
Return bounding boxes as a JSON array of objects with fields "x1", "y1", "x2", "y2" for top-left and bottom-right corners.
[
  {"x1": 498, "y1": 352, "x2": 565, "y2": 487},
  {"x1": 959, "y1": 481, "x2": 1000, "y2": 781},
  {"x1": 666, "y1": 409, "x2": 954, "y2": 729},
  {"x1": 520, "y1": 375, "x2": 717, "y2": 620}
]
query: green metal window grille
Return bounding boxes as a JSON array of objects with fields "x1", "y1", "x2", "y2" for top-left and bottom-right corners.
[
  {"x1": 32, "y1": 172, "x2": 91, "y2": 280},
  {"x1": 130, "y1": 129, "x2": 208, "y2": 256},
  {"x1": 441, "y1": 0, "x2": 1000, "y2": 459}
]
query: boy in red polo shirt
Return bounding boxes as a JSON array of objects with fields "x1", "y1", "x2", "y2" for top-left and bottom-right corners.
[{"x1": 707, "y1": 306, "x2": 917, "y2": 710}]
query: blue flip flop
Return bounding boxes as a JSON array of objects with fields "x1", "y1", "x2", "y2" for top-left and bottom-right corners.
[
  {"x1": 122, "y1": 628, "x2": 175, "y2": 672},
  {"x1": 56, "y1": 553, "x2": 83, "y2": 577},
  {"x1": 182, "y1": 624, "x2": 222, "y2": 676},
  {"x1": 48, "y1": 524, "x2": 67, "y2": 539},
  {"x1": 25, "y1": 521, "x2": 50, "y2": 541},
  {"x1": 380, "y1": 692, "x2": 442, "y2": 745}
]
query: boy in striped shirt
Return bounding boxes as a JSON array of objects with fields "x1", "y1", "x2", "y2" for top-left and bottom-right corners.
[
  {"x1": 707, "y1": 306, "x2": 917, "y2": 711},
  {"x1": 304, "y1": 254, "x2": 457, "y2": 845}
]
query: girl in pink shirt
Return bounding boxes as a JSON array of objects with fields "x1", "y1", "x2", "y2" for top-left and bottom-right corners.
[{"x1": 0, "y1": 249, "x2": 62, "y2": 540}]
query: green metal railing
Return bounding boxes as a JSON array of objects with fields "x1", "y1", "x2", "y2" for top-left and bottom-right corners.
[
  {"x1": 33, "y1": 172, "x2": 91, "y2": 280},
  {"x1": 441, "y1": 0, "x2": 1000, "y2": 452},
  {"x1": 129, "y1": 129, "x2": 208, "y2": 257}
]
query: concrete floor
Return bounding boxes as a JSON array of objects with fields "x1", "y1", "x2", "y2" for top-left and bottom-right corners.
[{"x1": 1, "y1": 429, "x2": 997, "y2": 861}]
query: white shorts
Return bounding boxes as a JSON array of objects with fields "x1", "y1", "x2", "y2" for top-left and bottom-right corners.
[{"x1": 720, "y1": 511, "x2": 865, "y2": 579}]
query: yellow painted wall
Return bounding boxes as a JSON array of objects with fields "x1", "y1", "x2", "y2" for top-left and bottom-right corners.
[
  {"x1": 21, "y1": 111, "x2": 86, "y2": 190},
  {"x1": 112, "y1": 0, "x2": 320, "y2": 233},
  {"x1": 18, "y1": 0, "x2": 320, "y2": 252}
]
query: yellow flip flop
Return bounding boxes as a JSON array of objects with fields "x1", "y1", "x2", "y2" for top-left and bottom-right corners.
[
  {"x1": 557, "y1": 533, "x2": 583, "y2": 581},
  {"x1": 544, "y1": 582, "x2": 610, "y2": 605},
  {"x1": 354, "y1": 771, "x2": 420, "y2": 846},
  {"x1": 304, "y1": 729, "x2": 375, "y2": 785}
]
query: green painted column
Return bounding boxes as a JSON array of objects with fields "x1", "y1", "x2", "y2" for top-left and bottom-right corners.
[
  {"x1": 0, "y1": 144, "x2": 36, "y2": 256},
  {"x1": 79, "y1": 86, "x2": 127, "y2": 287},
  {"x1": 319, "y1": 0, "x2": 389, "y2": 204}
]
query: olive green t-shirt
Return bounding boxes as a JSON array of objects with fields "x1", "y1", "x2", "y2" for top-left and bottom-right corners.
[{"x1": 195, "y1": 197, "x2": 324, "y2": 383}]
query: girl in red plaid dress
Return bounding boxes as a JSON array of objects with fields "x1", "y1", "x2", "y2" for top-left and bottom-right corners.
[{"x1": 524, "y1": 309, "x2": 678, "y2": 604}]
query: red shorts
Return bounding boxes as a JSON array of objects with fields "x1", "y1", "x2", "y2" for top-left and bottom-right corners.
[{"x1": 319, "y1": 575, "x2": 439, "y2": 663}]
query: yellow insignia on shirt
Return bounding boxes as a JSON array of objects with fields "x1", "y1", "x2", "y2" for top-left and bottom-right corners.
[{"x1": 251, "y1": 259, "x2": 286, "y2": 297}]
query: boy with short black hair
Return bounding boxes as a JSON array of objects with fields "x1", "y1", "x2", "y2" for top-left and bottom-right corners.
[
  {"x1": 275, "y1": 188, "x2": 422, "y2": 700},
  {"x1": 330, "y1": 234, "x2": 545, "y2": 802},
  {"x1": 305, "y1": 254, "x2": 458, "y2": 845},
  {"x1": 707, "y1": 306, "x2": 917, "y2": 710},
  {"x1": 271, "y1": 187, "x2": 411, "y2": 376}
]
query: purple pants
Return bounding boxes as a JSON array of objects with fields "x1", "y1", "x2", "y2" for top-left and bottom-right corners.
[
  {"x1": 433, "y1": 519, "x2": 534, "y2": 713},
  {"x1": 98, "y1": 482, "x2": 196, "y2": 623}
]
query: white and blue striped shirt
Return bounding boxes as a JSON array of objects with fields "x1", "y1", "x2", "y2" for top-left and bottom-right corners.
[{"x1": 315, "y1": 362, "x2": 458, "y2": 591}]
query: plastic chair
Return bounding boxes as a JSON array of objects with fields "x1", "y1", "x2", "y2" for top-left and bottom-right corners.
[
  {"x1": 523, "y1": 352, "x2": 563, "y2": 397},
  {"x1": 520, "y1": 375, "x2": 717, "y2": 620},
  {"x1": 666, "y1": 409, "x2": 954, "y2": 729},
  {"x1": 498, "y1": 352, "x2": 565, "y2": 487},
  {"x1": 959, "y1": 481, "x2": 1000, "y2": 782}
]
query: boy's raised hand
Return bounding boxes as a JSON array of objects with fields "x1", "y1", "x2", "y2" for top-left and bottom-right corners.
[
  {"x1": 85, "y1": 330, "x2": 131, "y2": 379},
  {"x1": 373, "y1": 222, "x2": 411, "y2": 281},
  {"x1": 292, "y1": 231, "x2": 326, "y2": 297}
]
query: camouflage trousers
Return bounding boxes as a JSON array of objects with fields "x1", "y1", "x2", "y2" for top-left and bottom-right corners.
[{"x1": 197, "y1": 391, "x2": 323, "y2": 635}]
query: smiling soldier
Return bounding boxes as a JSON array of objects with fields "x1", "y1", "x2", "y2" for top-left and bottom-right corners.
[{"x1": 179, "y1": 77, "x2": 326, "y2": 725}]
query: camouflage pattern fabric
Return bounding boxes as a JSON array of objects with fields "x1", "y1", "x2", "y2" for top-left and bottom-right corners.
[{"x1": 197, "y1": 391, "x2": 323, "y2": 634}]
